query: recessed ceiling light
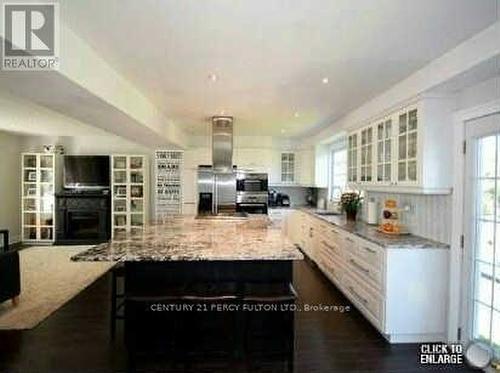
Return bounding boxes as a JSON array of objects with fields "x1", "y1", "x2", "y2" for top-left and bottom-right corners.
[
  {"x1": 281, "y1": 129, "x2": 286, "y2": 134},
  {"x1": 294, "y1": 112, "x2": 300, "y2": 118},
  {"x1": 209, "y1": 73, "x2": 218, "y2": 82},
  {"x1": 322, "y1": 77, "x2": 329, "y2": 84}
]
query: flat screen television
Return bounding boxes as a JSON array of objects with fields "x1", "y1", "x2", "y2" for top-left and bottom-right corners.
[{"x1": 64, "y1": 155, "x2": 110, "y2": 189}]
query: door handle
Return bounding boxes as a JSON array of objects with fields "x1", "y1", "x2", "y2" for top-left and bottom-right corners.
[
  {"x1": 321, "y1": 240, "x2": 336, "y2": 251},
  {"x1": 348, "y1": 286, "x2": 368, "y2": 305},
  {"x1": 363, "y1": 246, "x2": 376, "y2": 254},
  {"x1": 349, "y1": 258, "x2": 370, "y2": 274}
]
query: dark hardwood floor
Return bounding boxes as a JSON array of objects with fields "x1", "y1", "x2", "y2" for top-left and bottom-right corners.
[{"x1": 0, "y1": 258, "x2": 478, "y2": 373}]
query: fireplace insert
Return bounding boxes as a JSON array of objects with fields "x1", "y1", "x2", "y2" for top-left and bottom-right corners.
[{"x1": 56, "y1": 192, "x2": 111, "y2": 244}]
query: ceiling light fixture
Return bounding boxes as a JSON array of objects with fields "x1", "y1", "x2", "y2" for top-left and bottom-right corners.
[
  {"x1": 294, "y1": 112, "x2": 300, "y2": 118},
  {"x1": 322, "y1": 77, "x2": 329, "y2": 84},
  {"x1": 209, "y1": 73, "x2": 218, "y2": 82},
  {"x1": 281, "y1": 129, "x2": 286, "y2": 134}
]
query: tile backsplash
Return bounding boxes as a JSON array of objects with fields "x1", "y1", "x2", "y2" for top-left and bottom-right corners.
[{"x1": 361, "y1": 192, "x2": 452, "y2": 244}]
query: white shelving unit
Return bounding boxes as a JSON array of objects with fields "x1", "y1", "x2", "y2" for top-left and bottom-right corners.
[
  {"x1": 21, "y1": 153, "x2": 57, "y2": 243},
  {"x1": 155, "y1": 150, "x2": 183, "y2": 219},
  {"x1": 111, "y1": 155, "x2": 147, "y2": 238}
]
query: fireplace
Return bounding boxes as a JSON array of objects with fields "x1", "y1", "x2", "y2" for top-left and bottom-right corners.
[
  {"x1": 67, "y1": 212, "x2": 101, "y2": 239},
  {"x1": 56, "y1": 192, "x2": 111, "y2": 244}
]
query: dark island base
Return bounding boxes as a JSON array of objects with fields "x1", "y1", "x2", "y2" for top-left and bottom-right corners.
[{"x1": 124, "y1": 260, "x2": 296, "y2": 371}]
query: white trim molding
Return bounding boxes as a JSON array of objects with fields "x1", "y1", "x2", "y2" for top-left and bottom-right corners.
[{"x1": 448, "y1": 99, "x2": 500, "y2": 343}]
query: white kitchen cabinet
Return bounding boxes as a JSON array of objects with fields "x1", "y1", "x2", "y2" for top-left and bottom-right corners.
[
  {"x1": 396, "y1": 106, "x2": 418, "y2": 184},
  {"x1": 314, "y1": 144, "x2": 329, "y2": 188},
  {"x1": 375, "y1": 117, "x2": 393, "y2": 184},
  {"x1": 360, "y1": 126, "x2": 374, "y2": 182},
  {"x1": 347, "y1": 133, "x2": 359, "y2": 183},
  {"x1": 280, "y1": 152, "x2": 296, "y2": 184},
  {"x1": 346, "y1": 97, "x2": 453, "y2": 194},
  {"x1": 286, "y1": 210, "x2": 449, "y2": 343},
  {"x1": 286, "y1": 211, "x2": 317, "y2": 260},
  {"x1": 181, "y1": 167, "x2": 197, "y2": 215},
  {"x1": 270, "y1": 148, "x2": 316, "y2": 187},
  {"x1": 233, "y1": 148, "x2": 273, "y2": 173},
  {"x1": 296, "y1": 149, "x2": 315, "y2": 186}
]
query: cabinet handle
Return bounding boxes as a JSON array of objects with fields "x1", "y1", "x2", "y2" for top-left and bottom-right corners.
[
  {"x1": 363, "y1": 246, "x2": 376, "y2": 254},
  {"x1": 348, "y1": 286, "x2": 368, "y2": 305},
  {"x1": 349, "y1": 258, "x2": 370, "y2": 274},
  {"x1": 321, "y1": 240, "x2": 336, "y2": 250}
]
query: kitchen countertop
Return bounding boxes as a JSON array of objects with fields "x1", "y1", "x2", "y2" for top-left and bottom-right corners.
[
  {"x1": 300, "y1": 208, "x2": 449, "y2": 250},
  {"x1": 71, "y1": 215, "x2": 303, "y2": 262}
]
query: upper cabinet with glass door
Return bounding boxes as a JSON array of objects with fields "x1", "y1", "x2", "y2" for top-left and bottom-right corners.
[
  {"x1": 346, "y1": 96, "x2": 454, "y2": 194},
  {"x1": 397, "y1": 107, "x2": 418, "y2": 184},
  {"x1": 376, "y1": 118, "x2": 393, "y2": 183},
  {"x1": 347, "y1": 133, "x2": 358, "y2": 183},
  {"x1": 360, "y1": 127, "x2": 374, "y2": 182}
]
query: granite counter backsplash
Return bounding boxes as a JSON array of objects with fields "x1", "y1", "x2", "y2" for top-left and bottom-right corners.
[
  {"x1": 71, "y1": 215, "x2": 303, "y2": 262},
  {"x1": 300, "y1": 208, "x2": 449, "y2": 250}
]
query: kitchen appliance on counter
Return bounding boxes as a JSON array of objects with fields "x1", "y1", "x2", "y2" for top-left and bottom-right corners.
[
  {"x1": 268, "y1": 189, "x2": 290, "y2": 208},
  {"x1": 279, "y1": 194, "x2": 290, "y2": 207},
  {"x1": 305, "y1": 187, "x2": 317, "y2": 207},
  {"x1": 367, "y1": 198, "x2": 378, "y2": 225},
  {"x1": 236, "y1": 171, "x2": 268, "y2": 214},
  {"x1": 378, "y1": 199, "x2": 408, "y2": 234}
]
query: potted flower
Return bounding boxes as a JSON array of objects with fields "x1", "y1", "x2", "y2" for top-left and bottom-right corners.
[{"x1": 340, "y1": 192, "x2": 363, "y2": 221}]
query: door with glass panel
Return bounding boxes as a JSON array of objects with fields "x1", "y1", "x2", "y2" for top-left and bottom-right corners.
[
  {"x1": 397, "y1": 108, "x2": 418, "y2": 184},
  {"x1": 376, "y1": 118, "x2": 392, "y2": 183},
  {"x1": 360, "y1": 127, "x2": 373, "y2": 182},
  {"x1": 347, "y1": 133, "x2": 358, "y2": 183},
  {"x1": 463, "y1": 113, "x2": 500, "y2": 358}
]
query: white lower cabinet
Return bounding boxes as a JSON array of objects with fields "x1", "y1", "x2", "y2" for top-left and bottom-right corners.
[{"x1": 286, "y1": 210, "x2": 448, "y2": 343}]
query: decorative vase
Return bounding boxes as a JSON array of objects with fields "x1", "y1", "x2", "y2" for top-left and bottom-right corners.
[{"x1": 346, "y1": 210, "x2": 357, "y2": 221}]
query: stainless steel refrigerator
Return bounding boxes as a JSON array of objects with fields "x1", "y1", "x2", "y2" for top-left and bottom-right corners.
[{"x1": 197, "y1": 166, "x2": 236, "y2": 215}]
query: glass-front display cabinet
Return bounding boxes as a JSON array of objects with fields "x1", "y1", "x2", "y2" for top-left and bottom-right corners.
[
  {"x1": 111, "y1": 155, "x2": 147, "y2": 238},
  {"x1": 21, "y1": 153, "x2": 56, "y2": 242}
]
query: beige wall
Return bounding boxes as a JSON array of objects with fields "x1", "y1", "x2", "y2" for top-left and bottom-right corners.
[{"x1": 0, "y1": 131, "x2": 22, "y2": 245}]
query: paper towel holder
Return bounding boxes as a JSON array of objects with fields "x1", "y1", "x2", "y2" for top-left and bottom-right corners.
[{"x1": 367, "y1": 198, "x2": 378, "y2": 225}]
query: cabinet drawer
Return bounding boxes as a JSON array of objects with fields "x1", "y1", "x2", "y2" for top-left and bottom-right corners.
[
  {"x1": 343, "y1": 274, "x2": 384, "y2": 329},
  {"x1": 318, "y1": 239, "x2": 343, "y2": 262},
  {"x1": 342, "y1": 234, "x2": 357, "y2": 251},
  {"x1": 346, "y1": 253, "x2": 383, "y2": 291},
  {"x1": 318, "y1": 253, "x2": 343, "y2": 285},
  {"x1": 354, "y1": 240, "x2": 384, "y2": 270}
]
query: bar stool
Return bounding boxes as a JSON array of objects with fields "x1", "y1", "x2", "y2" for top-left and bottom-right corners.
[{"x1": 110, "y1": 263, "x2": 125, "y2": 339}]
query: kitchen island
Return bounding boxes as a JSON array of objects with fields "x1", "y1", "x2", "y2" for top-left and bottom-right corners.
[{"x1": 72, "y1": 215, "x2": 303, "y2": 365}]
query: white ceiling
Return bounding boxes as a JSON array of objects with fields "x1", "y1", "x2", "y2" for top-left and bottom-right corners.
[{"x1": 61, "y1": 0, "x2": 498, "y2": 138}]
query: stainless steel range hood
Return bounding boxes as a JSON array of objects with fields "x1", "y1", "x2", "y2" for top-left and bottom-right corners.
[
  {"x1": 196, "y1": 116, "x2": 236, "y2": 216},
  {"x1": 212, "y1": 116, "x2": 233, "y2": 173}
]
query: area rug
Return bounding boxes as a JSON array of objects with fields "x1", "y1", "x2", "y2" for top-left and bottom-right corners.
[{"x1": 0, "y1": 246, "x2": 114, "y2": 330}]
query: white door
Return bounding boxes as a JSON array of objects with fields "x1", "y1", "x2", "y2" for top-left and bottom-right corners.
[{"x1": 463, "y1": 113, "x2": 500, "y2": 358}]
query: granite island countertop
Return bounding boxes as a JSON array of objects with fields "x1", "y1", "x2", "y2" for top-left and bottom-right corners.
[
  {"x1": 71, "y1": 215, "x2": 303, "y2": 262},
  {"x1": 300, "y1": 208, "x2": 449, "y2": 250}
]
